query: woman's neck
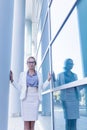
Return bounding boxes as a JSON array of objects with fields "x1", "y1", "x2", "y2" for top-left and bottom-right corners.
[
  {"x1": 28, "y1": 69, "x2": 35, "y2": 76},
  {"x1": 65, "y1": 70, "x2": 72, "y2": 76}
]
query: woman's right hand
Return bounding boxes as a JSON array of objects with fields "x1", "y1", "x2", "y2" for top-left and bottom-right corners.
[
  {"x1": 10, "y1": 70, "x2": 14, "y2": 83},
  {"x1": 48, "y1": 72, "x2": 51, "y2": 81}
]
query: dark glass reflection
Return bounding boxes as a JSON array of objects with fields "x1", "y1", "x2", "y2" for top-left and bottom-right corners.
[
  {"x1": 53, "y1": 87, "x2": 87, "y2": 130},
  {"x1": 52, "y1": 59, "x2": 87, "y2": 130}
]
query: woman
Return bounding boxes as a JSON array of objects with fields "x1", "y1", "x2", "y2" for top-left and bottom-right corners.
[
  {"x1": 10, "y1": 56, "x2": 51, "y2": 130},
  {"x1": 57, "y1": 58, "x2": 80, "y2": 130}
]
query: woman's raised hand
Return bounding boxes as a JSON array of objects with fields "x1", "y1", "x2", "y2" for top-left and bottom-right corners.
[
  {"x1": 10, "y1": 70, "x2": 14, "y2": 83},
  {"x1": 48, "y1": 72, "x2": 51, "y2": 81}
]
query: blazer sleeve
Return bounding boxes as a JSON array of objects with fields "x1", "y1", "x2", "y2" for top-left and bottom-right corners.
[
  {"x1": 11, "y1": 72, "x2": 23, "y2": 91},
  {"x1": 38, "y1": 72, "x2": 50, "y2": 90},
  {"x1": 37, "y1": 72, "x2": 50, "y2": 101},
  {"x1": 74, "y1": 73, "x2": 78, "y2": 80},
  {"x1": 57, "y1": 72, "x2": 65, "y2": 86}
]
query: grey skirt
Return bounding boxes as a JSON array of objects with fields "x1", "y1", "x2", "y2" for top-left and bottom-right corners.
[
  {"x1": 62, "y1": 100, "x2": 79, "y2": 119},
  {"x1": 21, "y1": 87, "x2": 39, "y2": 121}
]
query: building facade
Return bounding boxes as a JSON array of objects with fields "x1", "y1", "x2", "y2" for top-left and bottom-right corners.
[{"x1": 0, "y1": 0, "x2": 87, "y2": 130}]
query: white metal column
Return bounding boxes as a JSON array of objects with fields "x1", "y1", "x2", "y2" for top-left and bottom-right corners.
[
  {"x1": 9, "y1": 0, "x2": 25, "y2": 116},
  {"x1": 25, "y1": 20, "x2": 32, "y2": 58},
  {"x1": 0, "y1": 0, "x2": 14, "y2": 130}
]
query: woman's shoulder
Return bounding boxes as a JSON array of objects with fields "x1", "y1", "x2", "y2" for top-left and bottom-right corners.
[
  {"x1": 72, "y1": 72, "x2": 77, "y2": 76},
  {"x1": 19, "y1": 71, "x2": 27, "y2": 76},
  {"x1": 58, "y1": 72, "x2": 64, "y2": 76},
  {"x1": 71, "y1": 72, "x2": 78, "y2": 80},
  {"x1": 37, "y1": 71, "x2": 42, "y2": 77}
]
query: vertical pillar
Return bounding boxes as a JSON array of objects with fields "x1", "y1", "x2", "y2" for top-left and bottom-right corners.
[
  {"x1": 9, "y1": 0, "x2": 25, "y2": 116},
  {"x1": 41, "y1": 0, "x2": 51, "y2": 115},
  {"x1": 41, "y1": 55, "x2": 51, "y2": 116},
  {"x1": 25, "y1": 20, "x2": 32, "y2": 58},
  {"x1": 32, "y1": 22, "x2": 38, "y2": 56},
  {"x1": 77, "y1": 0, "x2": 87, "y2": 113},
  {"x1": 0, "y1": 0, "x2": 14, "y2": 130}
]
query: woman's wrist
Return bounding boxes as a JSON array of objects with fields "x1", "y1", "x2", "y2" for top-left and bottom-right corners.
[
  {"x1": 48, "y1": 78, "x2": 50, "y2": 82},
  {"x1": 11, "y1": 79, "x2": 14, "y2": 83}
]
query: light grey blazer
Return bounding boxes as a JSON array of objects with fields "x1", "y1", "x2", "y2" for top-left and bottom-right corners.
[
  {"x1": 12, "y1": 71, "x2": 50, "y2": 101},
  {"x1": 58, "y1": 72, "x2": 80, "y2": 101},
  {"x1": 58, "y1": 72, "x2": 80, "y2": 119}
]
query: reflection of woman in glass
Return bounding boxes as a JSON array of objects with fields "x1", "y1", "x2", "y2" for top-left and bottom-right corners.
[{"x1": 57, "y1": 58, "x2": 80, "y2": 130}]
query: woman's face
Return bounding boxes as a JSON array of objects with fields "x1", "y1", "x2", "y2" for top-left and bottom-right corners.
[
  {"x1": 65, "y1": 59, "x2": 74, "y2": 70},
  {"x1": 27, "y1": 57, "x2": 36, "y2": 70}
]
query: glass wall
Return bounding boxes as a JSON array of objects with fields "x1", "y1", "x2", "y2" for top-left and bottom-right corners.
[
  {"x1": 51, "y1": 8, "x2": 83, "y2": 81},
  {"x1": 41, "y1": 14, "x2": 49, "y2": 55},
  {"x1": 40, "y1": 0, "x2": 48, "y2": 31},
  {"x1": 50, "y1": 0, "x2": 77, "y2": 39},
  {"x1": 53, "y1": 88, "x2": 87, "y2": 130},
  {"x1": 36, "y1": 0, "x2": 87, "y2": 130}
]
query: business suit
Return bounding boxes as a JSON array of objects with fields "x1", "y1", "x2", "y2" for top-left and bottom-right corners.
[
  {"x1": 12, "y1": 71, "x2": 50, "y2": 121},
  {"x1": 12, "y1": 71, "x2": 49, "y2": 100},
  {"x1": 58, "y1": 72, "x2": 80, "y2": 119},
  {"x1": 10, "y1": 56, "x2": 51, "y2": 130},
  {"x1": 57, "y1": 58, "x2": 80, "y2": 130}
]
